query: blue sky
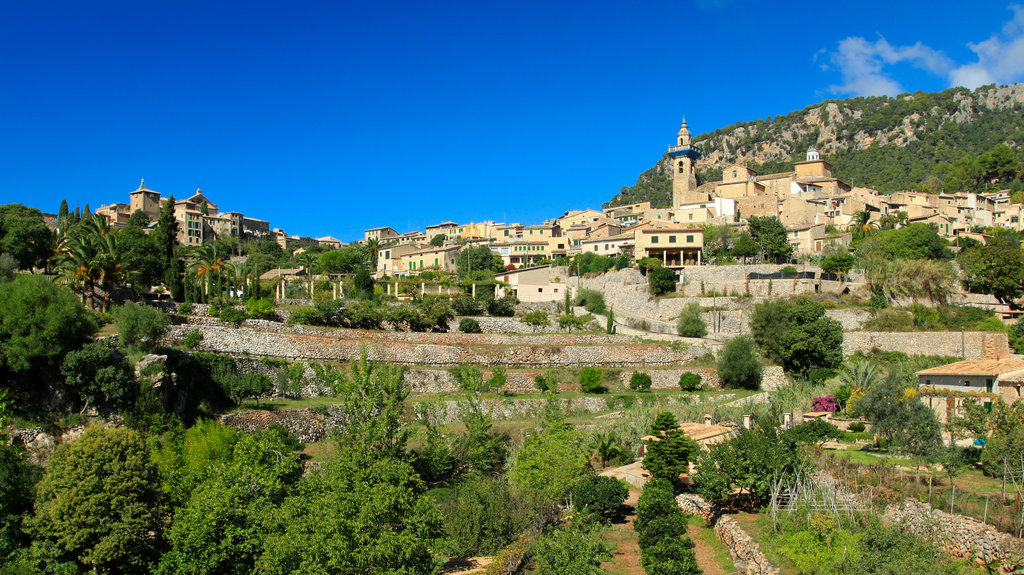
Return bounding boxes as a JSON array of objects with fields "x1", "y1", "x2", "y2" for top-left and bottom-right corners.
[{"x1": 2, "y1": 1, "x2": 1023, "y2": 241}]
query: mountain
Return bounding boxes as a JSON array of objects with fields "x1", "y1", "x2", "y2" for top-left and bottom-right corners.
[{"x1": 605, "y1": 83, "x2": 1024, "y2": 209}]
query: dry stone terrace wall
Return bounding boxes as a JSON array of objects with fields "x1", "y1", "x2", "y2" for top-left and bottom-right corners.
[
  {"x1": 843, "y1": 331, "x2": 1009, "y2": 360},
  {"x1": 165, "y1": 324, "x2": 716, "y2": 367},
  {"x1": 885, "y1": 498, "x2": 1024, "y2": 570},
  {"x1": 676, "y1": 494, "x2": 779, "y2": 575}
]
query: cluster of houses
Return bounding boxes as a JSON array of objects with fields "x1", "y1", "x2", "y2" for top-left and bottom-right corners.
[
  {"x1": 94, "y1": 121, "x2": 1021, "y2": 285},
  {"x1": 96, "y1": 180, "x2": 344, "y2": 251},
  {"x1": 362, "y1": 120, "x2": 1023, "y2": 281}
]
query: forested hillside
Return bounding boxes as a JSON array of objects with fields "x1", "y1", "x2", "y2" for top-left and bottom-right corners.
[{"x1": 606, "y1": 83, "x2": 1024, "y2": 208}]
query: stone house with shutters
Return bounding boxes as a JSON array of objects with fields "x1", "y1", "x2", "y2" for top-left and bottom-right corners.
[{"x1": 916, "y1": 359, "x2": 1024, "y2": 424}]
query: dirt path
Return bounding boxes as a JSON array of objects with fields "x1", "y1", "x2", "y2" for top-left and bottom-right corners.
[
  {"x1": 601, "y1": 488, "x2": 646, "y2": 575},
  {"x1": 687, "y1": 520, "x2": 729, "y2": 575}
]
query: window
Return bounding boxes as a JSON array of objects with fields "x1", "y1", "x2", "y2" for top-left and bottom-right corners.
[
  {"x1": 732, "y1": 169, "x2": 737, "y2": 178},
  {"x1": 669, "y1": 235, "x2": 677, "y2": 243},
  {"x1": 686, "y1": 235, "x2": 694, "y2": 243},
  {"x1": 651, "y1": 236, "x2": 659, "y2": 244},
  {"x1": 688, "y1": 213, "x2": 693, "y2": 220},
  {"x1": 987, "y1": 379, "x2": 994, "y2": 393}
]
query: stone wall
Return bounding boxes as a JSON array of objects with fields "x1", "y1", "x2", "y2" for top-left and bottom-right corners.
[
  {"x1": 885, "y1": 498, "x2": 1024, "y2": 570},
  {"x1": 619, "y1": 368, "x2": 721, "y2": 390},
  {"x1": 164, "y1": 324, "x2": 717, "y2": 367},
  {"x1": 676, "y1": 493, "x2": 779, "y2": 575},
  {"x1": 219, "y1": 408, "x2": 327, "y2": 443},
  {"x1": 843, "y1": 331, "x2": 1009, "y2": 360}
]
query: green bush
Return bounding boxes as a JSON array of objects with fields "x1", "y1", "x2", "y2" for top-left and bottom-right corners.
[
  {"x1": 579, "y1": 367, "x2": 604, "y2": 393},
  {"x1": 459, "y1": 318, "x2": 482, "y2": 333},
  {"x1": 629, "y1": 371, "x2": 652, "y2": 392},
  {"x1": 848, "y1": 421, "x2": 866, "y2": 433},
  {"x1": 575, "y1": 289, "x2": 606, "y2": 314},
  {"x1": 648, "y1": 267, "x2": 677, "y2": 296},
  {"x1": 487, "y1": 366, "x2": 507, "y2": 390},
  {"x1": 534, "y1": 374, "x2": 557, "y2": 393},
  {"x1": 451, "y1": 293, "x2": 484, "y2": 316},
  {"x1": 808, "y1": 367, "x2": 837, "y2": 384},
  {"x1": 676, "y1": 302, "x2": 707, "y2": 338},
  {"x1": 177, "y1": 302, "x2": 194, "y2": 315},
  {"x1": 717, "y1": 336, "x2": 762, "y2": 390},
  {"x1": 182, "y1": 330, "x2": 204, "y2": 350},
  {"x1": 114, "y1": 301, "x2": 169, "y2": 351},
  {"x1": 678, "y1": 372, "x2": 702, "y2": 391},
  {"x1": 521, "y1": 310, "x2": 549, "y2": 329},
  {"x1": 244, "y1": 298, "x2": 276, "y2": 320},
  {"x1": 217, "y1": 307, "x2": 248, "y2": 325},
  {"x1": 487, "y1": 295, "x2": 517, "y2": 317},
  {"x1": 571, "y1": 474, "x2": 628, "y2": 518}
]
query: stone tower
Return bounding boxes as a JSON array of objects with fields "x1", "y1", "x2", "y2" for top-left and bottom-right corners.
[{"x1": 668, "y1": 119, "x2": 702, "y2": 207}]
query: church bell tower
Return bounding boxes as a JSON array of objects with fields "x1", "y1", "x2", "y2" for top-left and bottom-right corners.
[{"x1": 668, "y1": 119, "x2": 702, "y2": 207}]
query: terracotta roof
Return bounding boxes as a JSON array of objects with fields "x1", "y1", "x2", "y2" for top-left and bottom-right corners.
[
  {"x1": 915, "y1": 359, "x2": 1024, "y2": 377},
  {"x1": 679, "y1": 422, "x2": 734, "y2": 442}
]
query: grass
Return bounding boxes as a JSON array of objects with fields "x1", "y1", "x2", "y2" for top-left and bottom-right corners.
[
  {"x1": 827, "y1": 448, "x2": 916, "y2": 468},
  {"x1": 686, "y1": 515, "x2": 734, "y2": 574}
]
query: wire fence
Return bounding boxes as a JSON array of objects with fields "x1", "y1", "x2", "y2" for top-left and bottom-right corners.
[{"x1": 811, "y1": 451, "x2": 1024, "y2": 538}]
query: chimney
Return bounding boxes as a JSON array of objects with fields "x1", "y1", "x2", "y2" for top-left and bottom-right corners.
[
  {"x1": 704, "y1": 414, "x2": 712, "y2": 427},
  {"x1": 743, "y1": 414, "x2": 752, "y2": 430}
]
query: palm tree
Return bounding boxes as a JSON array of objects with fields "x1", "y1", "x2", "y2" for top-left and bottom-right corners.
[
  {"x1": 54, "y1": 217, "x2": 124, "y2": 310},
  {"x1": 365, "y1": 238, "x2": 381, "y2": 270},
  {"x1": 295, "y1": 252, "x2": 318, "y2": 297},
  {"x1": 838, "y1": 358, "x2": 880, "y2": 391},
  {"x1": 591, "y1": 430, "x2": 626, "y2": 469},
  {"x1": 852, "y1": 210, "x2": 875, "y2": 238},
  {"x1": 186, "y1": 244, "x2": 225, "y2": 303}
]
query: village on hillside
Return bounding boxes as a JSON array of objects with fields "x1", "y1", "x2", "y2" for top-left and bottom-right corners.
[{"x1": 5, "y1": 116, "x2": 1024, "y2": 575}]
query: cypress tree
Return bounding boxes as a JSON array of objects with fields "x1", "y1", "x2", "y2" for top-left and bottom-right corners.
[
  {"x1": 58, "y1": 199, "x2": 69, "y2": 233},
  {"x1": 154, "y1": 196, "x2": 184, "y2": 301}
]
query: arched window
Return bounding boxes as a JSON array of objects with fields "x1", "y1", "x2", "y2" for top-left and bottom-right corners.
[{"x1": 678, "y1": 162, "x2": 685, "y2": 174}]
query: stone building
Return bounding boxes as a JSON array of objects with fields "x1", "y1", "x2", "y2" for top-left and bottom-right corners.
[{"x1": 916, "y1": 359, "x2": 1024, "y2": 424}]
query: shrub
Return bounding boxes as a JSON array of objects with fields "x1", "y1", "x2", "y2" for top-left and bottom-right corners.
[
  {"x1": 244, "y1": 298, "x2": 276, "y2": 320},
  {"x1": 648, "y1": 267, "x2": 677, "y2": 296},
  {"x1": 487, "y1": 295, "x2": 517, "y2": 317},
  {"x1": 678, "y1": 372, "x2": 702, "y2": 391},
  {"x1": 521, "y1": 310, "x2": 549, "y2": 329},
  {"x1": 114, "y1": 301, "x2": 169, "y2": 351},
  {"x1": 676, "y1": 302, "x2": 706, "y2": 338},
  {"x1": 177, "y1": 302, "x2": 194, "y2": 315},
  {"x1": 575, "y1": 289, "x2": 606, "y2": 314},
  {"x1": 717, "y1": 336, "x2": 762, "y2": 390},
  {"x1": 848, "y1": 421, "x2": 866, "y2": 433},
  {"x1": 487, "y1": 366, "x2": 507, "y2": 390},
  {"x1": 459, "y1": 318, "x2": 482, "y2": 333},
  {"x1": 779, "y1": 265, "x2": 798, "y2": 275},
  {"x1": 579, "y1": 367, "x2": 604, "y2": 393},
  {"x1": 808, "y1": 367, "x2": 837, "y2": 385},
  {"x1": 629, "y1": 372, "x2": 652, "y2": 392},
  {"x1": 571, "y1": 475, "x2": 628, "y2": 518},
  {"x1": 750, "y1": 297, "x2": 843, "y2": 376},
  {"x1": 217, "y1": 307, "x2": 248, "y2": 325},
  {"x1": 182, "y1": 330, "x2": 204, "y2": 350},
  {"x1": 451, "y1": 293, "x2": 483, "y2": 316},
  {"x1": 535, "y1": 375, "x2": 557, "y2": 393}
]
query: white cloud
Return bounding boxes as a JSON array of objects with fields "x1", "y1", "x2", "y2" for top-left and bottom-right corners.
[
  {"x1": 827, "y1": 36, "x2": 952, "y2": 97},
  {"x1": 950, "y1": 4, "x2": 1024, "y2": 88},
  {"x1": 824, "y1": 5, "x2": 1024, "y2": 96}
]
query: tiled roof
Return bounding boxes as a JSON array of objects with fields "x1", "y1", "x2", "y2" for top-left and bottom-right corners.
[{"x1": 916, "y1": 359, "x2": 1024, "y2": 377}]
